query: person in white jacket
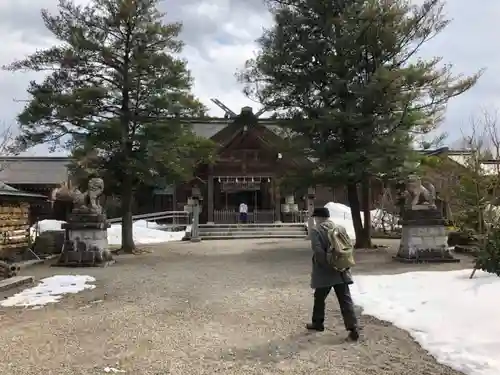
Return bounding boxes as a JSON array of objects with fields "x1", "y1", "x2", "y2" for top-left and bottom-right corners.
[{"x1": 239, "y1": 202, "x2": 248, "y2": 223}]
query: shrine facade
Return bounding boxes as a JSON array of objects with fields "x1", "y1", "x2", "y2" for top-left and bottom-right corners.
[{"x1": 168, "y1": 107, "x2": 336, "y2": 224}]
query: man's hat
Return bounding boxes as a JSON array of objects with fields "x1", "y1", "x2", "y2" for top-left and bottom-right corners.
[{"x1": 312, "y1": 207, "x2": 330, "y2": 218}]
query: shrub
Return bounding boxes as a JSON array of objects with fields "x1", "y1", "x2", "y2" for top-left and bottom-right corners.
[{"x1": 474, "y1": 227, "x2": 500, "y2": 276}]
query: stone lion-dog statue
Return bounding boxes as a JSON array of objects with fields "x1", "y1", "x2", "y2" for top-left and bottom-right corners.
[
  {"x1": 405, "y1": 175, "x2": 436, "y2": 208},
  {"x1": 72, "y1": 177, "x2": 105, "y2": 214}
]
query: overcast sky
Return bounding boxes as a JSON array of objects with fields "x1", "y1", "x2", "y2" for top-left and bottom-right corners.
[{"x1": 0, "y1": 0, "x2": 496, "y2": 155}]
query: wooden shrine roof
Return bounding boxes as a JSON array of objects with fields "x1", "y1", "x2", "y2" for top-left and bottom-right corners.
[
  {"x1": 0, "y1": 181, "x2": 47, "y2": 199},
  {"x1": 190, "y1": 120, "x2": 283, "y2": 143}
]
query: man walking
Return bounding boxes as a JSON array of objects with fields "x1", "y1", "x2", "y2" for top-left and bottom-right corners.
[{"x1": 307, "y1": 207, "x2": 359, "y2": 341}]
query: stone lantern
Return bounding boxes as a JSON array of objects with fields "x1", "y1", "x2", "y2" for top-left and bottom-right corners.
[{"x1": 306, "y1": 187, "x2": 316, "y2": 239}]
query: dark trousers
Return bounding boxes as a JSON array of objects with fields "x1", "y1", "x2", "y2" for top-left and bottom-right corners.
[
  {"x1": 312, "y1": 283, "x2": 358, "y2": 330},
  {"x1": 239, "y1": 212, "x2": 248, "y2": 223}
]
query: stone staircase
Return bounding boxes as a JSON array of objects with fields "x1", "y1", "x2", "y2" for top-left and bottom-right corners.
[{"x1": 198, "y1": 223, "x2": 308, "y2": 240}]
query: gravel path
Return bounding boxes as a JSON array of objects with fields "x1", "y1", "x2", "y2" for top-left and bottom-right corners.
[{"x1": 0, "y1": 238, "x2": 471, "y2": 375}]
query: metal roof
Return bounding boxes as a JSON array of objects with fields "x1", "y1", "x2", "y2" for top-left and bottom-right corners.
[{"x1": 0, "y1": 157, "x2": 71, "y2": 185}]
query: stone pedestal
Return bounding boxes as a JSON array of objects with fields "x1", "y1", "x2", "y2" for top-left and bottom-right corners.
[
  {"x1": 394, "y1": 207, "x2": 459, "y2": 263},
  {"x1": 55, "y1": 213, "x2": 114, "y2": 267}
]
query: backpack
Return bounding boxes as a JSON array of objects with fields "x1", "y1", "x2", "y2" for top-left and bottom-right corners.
[{"x1": 320, "y1": 221, "x2": 355, "y2": 271}]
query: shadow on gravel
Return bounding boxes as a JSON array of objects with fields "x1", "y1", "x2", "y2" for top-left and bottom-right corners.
[
  {"x1": 253, "y1": 240, "x2": 300, "y2": 247},
  {"x1": 219, "y1": 330, "x2": 349, "y2": 364},
  {"x1": 242, "y1": 247, "x2": 309, "y2": 264}
]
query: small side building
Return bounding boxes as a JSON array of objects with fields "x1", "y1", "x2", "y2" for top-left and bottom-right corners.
[
  {"x1": 0, "y1": 156, "x2": 72, "y2": 221},
  {"x1": 0, "y1": 182, "x2": 48, "y2": 261}
]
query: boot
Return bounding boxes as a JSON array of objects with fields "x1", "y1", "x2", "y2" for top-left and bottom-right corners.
[
  {"x1": 347, "y1": 328, "x2": 359, "y2": 341},
  {"x1": 306, "y1": 323, "x2": 325, "y2": 332}
]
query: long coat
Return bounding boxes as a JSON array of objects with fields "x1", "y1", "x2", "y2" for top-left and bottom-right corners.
[{"x1": 310, "y1": 222, "x2": 353, "y2": 289}]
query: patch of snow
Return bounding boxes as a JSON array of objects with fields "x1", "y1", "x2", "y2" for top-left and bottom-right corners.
[
  {"x1": 133, "y1": 220, "x2": 189, "y2": 232},
  {"x1": 30, "y1": 220, "x2": 66, "y2": 239},
  {"x1": 107, "y1": 220, "x2": 186, "y2": 246},
  {"x1": 133, "y1": 220, "x2": 167, "y2": 230},
  {"x1": 370, "y1": 208, "x2": 399, "y2": 231},
  {"x1": 0, "y1": 275, "x2": 96, "y2": 308},
  {"x1": 31, "y1": 219, "x2": 187, "y2": 246},
  {"x1": 352, "y1": 269, "x2": 500, "y2": 375}
]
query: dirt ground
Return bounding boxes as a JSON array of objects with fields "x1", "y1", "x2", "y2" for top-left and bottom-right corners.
[{"x1": 0, "y1": 238, "x2": 472, "y2": 375}]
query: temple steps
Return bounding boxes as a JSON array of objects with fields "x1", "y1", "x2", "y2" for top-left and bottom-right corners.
[{"x1": 198, "y1": 223, "x2": 308, "y2": 240}]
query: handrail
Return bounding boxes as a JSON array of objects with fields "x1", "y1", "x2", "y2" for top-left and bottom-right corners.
[{"x1": 108, "y1": 210, "x2": 190, "y2": 224}]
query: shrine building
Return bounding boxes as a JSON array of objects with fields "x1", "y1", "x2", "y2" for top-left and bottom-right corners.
[{"x1": 162, "y1": 105, "x2": 345, "y2": 224}]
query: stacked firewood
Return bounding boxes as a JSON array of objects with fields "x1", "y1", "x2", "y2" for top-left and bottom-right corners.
[
  {"x1": 0, "y1": 203, "x2": 30, "y2": 259},
  {"x1": 0, "y1": 260, "x2": 20, "y2": 278}
]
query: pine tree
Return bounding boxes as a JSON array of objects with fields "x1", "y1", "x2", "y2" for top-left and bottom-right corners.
[
  {"x1": 239, "y1": 0, "x2": 481, "y2": 248},
  {"x1": 4, "y1": 0, "x2": 215, "y2": 252}
]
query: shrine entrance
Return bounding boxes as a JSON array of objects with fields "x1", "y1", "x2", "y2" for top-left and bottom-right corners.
[
  {"x1": 187, "y1": 109, "x2": 293, "y2": 224},
  {"x1": 225, "y1": 190, "x2": 262, "y2": 211},
  {"x1": 211, "y1": 176, "x2": 276, "y2": 223}
]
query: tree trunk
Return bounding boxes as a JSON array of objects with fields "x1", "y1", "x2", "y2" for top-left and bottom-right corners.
[
  {"x1": 119, "y1": 27, "x2": 133, "y2": 252},
  {"x1": 120, "y1": 175, "x2": 135, "y2": 253},
  {"x1": 361, "y1": 179, "x2": 373, "y2": 248},
  {"x1": 347, "y1": 183, "x2": 370, "y2": 248}
]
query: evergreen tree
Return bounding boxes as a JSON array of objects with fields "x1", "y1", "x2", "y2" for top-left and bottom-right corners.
[
  {"x1": 239, "y1": 0, "x2": 481, "y2": 247},
  {"x1": 4, "y1": 0, "x2": 215, "y2": 252}
]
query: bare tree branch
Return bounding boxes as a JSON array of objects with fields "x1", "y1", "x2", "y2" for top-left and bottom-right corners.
[{"x1": 0, "y1": 123, "x2": 20, "y2": 157}]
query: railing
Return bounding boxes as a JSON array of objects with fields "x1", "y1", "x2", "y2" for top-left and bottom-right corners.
[
  {"x1": 213, "y1": 209, "x2": 275, "y2": 224},
  {"x1": 289, "y1": 210, "x2": 309, "y2": 223},
  {"x1": 107, "y1": 209, "x2": 308, "y2": 226},
  {"x1": 213, "y1": 210, "x2": 240, "y2": 224},
  {"x1": 108, "y1": 210, "x2": 191, "y2": 225},
  {"x1": 253, "y1": 210, "x2": 275, "y2": 223}
]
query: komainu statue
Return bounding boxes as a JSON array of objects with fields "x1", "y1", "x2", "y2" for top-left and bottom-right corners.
[
  {"x1": 72, "y1": 177, "x2": 105, "y2": 214},
  {"x1": 405, "y1": 175, "x2": 436, "y2": 208},
  {"x1": 57, "y1": 176, "x2": 112, "y2": 267},
  {"x1": 395, "y1": 175, "x2": 458, "y2": 264}
]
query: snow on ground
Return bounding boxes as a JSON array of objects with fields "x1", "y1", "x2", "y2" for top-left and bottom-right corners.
[
  {"x1": 352, "y1": 269, "x2": 500, "y2": 375},
  {"x1": 107, "y1": 220, "x2": 186, "y2": 245},
  {"x1": 324, "y1": 202, "x2": 358, "y2": 239},
  {"x1": 324, "y1": 202, "x2": 398, "y2": 240},
  {"x1": 0, "y1": 275, "x2": 95, "y2": 308},
  {"x1": 30, "y1": 219, "x2": 187, "y2": 246},
  {"x1": 30, "y1": 220, "x2": 67, "y2": 238}
]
